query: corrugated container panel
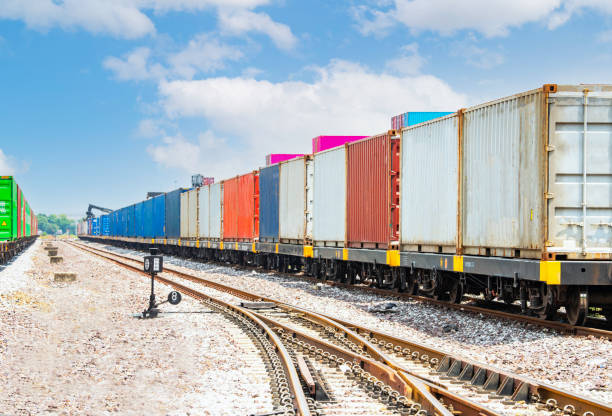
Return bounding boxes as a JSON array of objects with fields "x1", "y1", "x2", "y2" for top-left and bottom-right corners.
[
  {"x1": 313, "y1": 146, "x2": 346, "y2": 245},
  {"x1": 134, "y1": 202, "x2": 144, "y2": 237},
  {"x1": 188, "y1": 189, "x2": 198, "y2": 238},
  {"x1": 92, "y1": 217, "x2": 100, "y2": 236},
  {"x1": 198, "y1": 185, "x2": 210, "y2": 238},
  {"x1": 401, "y1": 114, "x2": 459, "y2": 251},
  {"x1": 312, "y1": 136, "x2": 368, "y2": 153},
  {"x1": 305, "y1": 159, "x2": 313, "y2": 240},
  {"x1": 223, "y1": 172, "x2": 259, "y2": 241},
  {"x1": 279, "y1": 156, "x2": 307, "y2": 242},
  {"x1": 209, "y1": 182, "x2": 222, "y2": 239},
  {"x1": 165, "y1": 189, "x2": 185, "y2": 238},
  {"x1": 405, "y1": 111, "x2": 453, "y2": 126},
  {"x1": 347, "y1": 134, "x2": 399, "y2": 248},
  {"x1": 142, "y1": 198, "x2": 153, "y2": 238},
  {"x1": 266, "y1": 154, "x2": 305, "y2": 166},
  {"x1": 180, "y1": 191, "x2": 189, "y2": 238},
  {"x1": 462, "y1": 89, "x2": 544, "y2": 255},
  {"x1": 545, "y1": 86, "x2": 612, "y2": 257},
  {"x1": 126, "y1": 205, "x2": 136, "y2": 237},
  {"x1": 101, "y1": 215, "x2": 110, "y2": 236},
  {"x1": 259, "y1": 165, "x2": 279, "y2": 242},
  {"x1": 152, "y1": 194, "x2": 166, "y2": 238}
]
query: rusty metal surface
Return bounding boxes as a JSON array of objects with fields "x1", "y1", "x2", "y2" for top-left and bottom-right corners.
[{"x1": 347, "y1": 133, "x2": 398, "y2": 248}]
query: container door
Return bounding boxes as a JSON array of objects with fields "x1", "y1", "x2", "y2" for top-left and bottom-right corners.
[
  {"x1": 305, "y1": 159, "x2": 313, "y2": 241},
  {"x1": 547, "y1": 88, "x2": 612, "y2": 257},
  {"x1": 180, "y1": 192, "x2": 189, "y2": 238},
  {"x1": 188, "y1": 189, "x2": 198, "y2": 238}
]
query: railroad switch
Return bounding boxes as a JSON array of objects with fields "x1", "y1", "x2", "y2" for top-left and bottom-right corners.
[{"x1": 140, "y1": 247, "x2": 182, "y2": 319}]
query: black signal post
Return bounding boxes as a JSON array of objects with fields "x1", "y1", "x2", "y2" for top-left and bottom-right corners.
[{"x1": 141, "y1": 247, "x2": 181, "y2": 318}]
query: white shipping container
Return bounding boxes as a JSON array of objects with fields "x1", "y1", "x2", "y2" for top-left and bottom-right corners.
[
  {"x1": 188, "y1": 188, "x2": 198, "y2": 238},
  {"x1": 198, "y1": 185, "x2": 210, "y2": 238},
  {"x1": 180, "y1": 191, "x2": 189, "y2": 238},
  {"x1": 313, "y1": 146, "x2": 346, "y2": 245},
  {"x1": 209, "y1": 182, "x2": 222, "y2": 239},
  {"x1": 279, "y1": 157, "x2": 309, "y2": 242},
  {"x1": 180, "y1": 189, "x2": 198, "y2": 239},
  {"x1": 398, "y1": 84, "x2": 612, "y2": 260},
  {"x1": 401, "y1": 114, "x2": 458, "y2": 252}
]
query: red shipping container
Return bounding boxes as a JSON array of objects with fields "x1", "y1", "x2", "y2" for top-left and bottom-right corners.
[
  {"x1": 223, "y1": 172, "x2": 259, "y2": 241},
  {"x1": 346, "y1": 131, "x2": 400, "y2": 249}
]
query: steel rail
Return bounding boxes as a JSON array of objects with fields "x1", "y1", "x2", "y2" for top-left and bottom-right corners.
[
  {"x1": 70, "y1": 242, "x2": 612, "y2": 416},
  {"x1": 69, "y1": 241, "x2": 494, "y2": 416},
  {"x1": 63, "y1": 242, "x2": 311, "y2": 416}
]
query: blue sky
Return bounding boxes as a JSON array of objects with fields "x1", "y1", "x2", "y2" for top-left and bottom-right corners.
[{"x1": 0, "y1": 0, "x2": 611, "y2": 218}]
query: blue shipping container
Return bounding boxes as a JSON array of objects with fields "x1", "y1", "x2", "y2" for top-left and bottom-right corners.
[
  {"x1": 143, "y1": 198, "x2": 154, "y2": 238},
  {"x1": 127, "y1": 205, "x2": 136, "y2": 237},
  {"x1": 152, "y1": 194, "x2": 166, "y2": 238},
  {"x1": 165, "y1": 189, "x2": 186, "y2": 238},
  {"x1": 110, "y1": 211, "x2": 118, "y2": 236},
  {"x1": 101, "y1": 214, "x2": 110, "y2": 236},
  {"x1": 259, "y1": 164, "x2": 279, "y2": 242},
  {"x1": 403, "y1": 111, "x2": 453, "y2": 127},
  {"x1": 91, "y1": 217, "x2": 100, "y2": 236},
  {"x1": 134, "y1": 202, "x2": 144, "y2": 238}
]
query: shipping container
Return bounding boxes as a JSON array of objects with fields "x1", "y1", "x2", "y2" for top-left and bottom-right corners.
[
  {"x1": 259, "y1": 165, "x2": 279, "y2": 242},
  {"x1": 312, "y1": 136, "x2": 367, "y2": 153},
  {"x1": 391, "y1": 111, "x2": 453, "y2": 130},
  {"x1": 91, "y1": 217, "x2": 100, "y2": 236},
  {"x1": 126, "y1": 205, "x2": 136, "y2": 237},
  {"x1": 165, "y1": 188, "x2": 187, "y2": 238},
  {"x1": 401, "y1": 114, "x2": 459, "y2": 253},
  {"x1": 25, "y1": 203, "x2": 31, "y2": 236},
  {"x1": 312, "y1": 146, "x2": 346, "y2": 246},
  {"x1": 180, "y1": 188, "x2": 199, "y2": 239},
  {"x1": 101, "y1": 215, "x2": 110, "y2": 236},
  {"x1": 198, "y1": 185, "x2": 210, "y2": 238},
  {"x1": 347, "y1": 132, "x2": 399, "y2": 249},
  {"x1": 400, "y1": 84, "x2": 612, "y2": 260},
  {"x1": 152, "y1": 194, "x2": 165, "y2": 238},
  {"x1": 134, "y1": 202, "x2": 144, "y2": 238},
  {"x1": 223, "y1": 172, "x2": 259, "y2": 241},
  {"x1": 279, "y1": 156, "x2": 312, "y2": 243},
  {"x1": 265, "y1": 154, "x2": 305, "y2": 166},
  {"x1": 210, "y1": 182, "x2": 222, "y2": 239}
]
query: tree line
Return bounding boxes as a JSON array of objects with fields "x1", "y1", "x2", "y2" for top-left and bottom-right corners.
[{"x1": 37, "y1": 214, "x2": 76, "y2": 235}]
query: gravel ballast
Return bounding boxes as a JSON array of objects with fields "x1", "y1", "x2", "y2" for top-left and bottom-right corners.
[
  {"x1": 94, "y1": 242, "x2": 612, "y2": 405},
  {"x1": 0, "y1": 240, "x2": 274, "y2": 415}
]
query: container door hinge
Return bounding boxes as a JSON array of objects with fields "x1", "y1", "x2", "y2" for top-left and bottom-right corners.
[
  {"x1": 545, "y1": 144, "x2": 555, "y2": 152},
  {"x1": 544, "y1": 192, "x2": 554, "y2": 199}
]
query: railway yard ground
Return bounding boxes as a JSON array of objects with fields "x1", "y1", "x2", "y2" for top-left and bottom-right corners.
[{"x1": 0, "y1": 238, "x2": 611, "y2": 415}]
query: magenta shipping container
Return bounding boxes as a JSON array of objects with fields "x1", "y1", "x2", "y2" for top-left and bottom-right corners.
[
  {"x1": 312, "y1": 135, "x2": 368, "y2": 153},
  {"x1": 265, "y1": 153, "x2": 305, "y2": 166}
]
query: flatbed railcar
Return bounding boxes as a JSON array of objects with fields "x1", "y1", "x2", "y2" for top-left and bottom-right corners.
[
  {"x1": 80, "y1": 84, "x2": 612, "y2": 326},
  {"x1": 0, "y1": 176, "x2": 38, "y2": 264}
]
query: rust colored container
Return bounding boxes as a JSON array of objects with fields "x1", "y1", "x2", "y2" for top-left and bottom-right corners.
[
  {"x1": 346, "y1": 132, "x2": 400, "y2": 249},
  {"x1": 223, "y1": 172, "x2": 259, "y2": 242}
]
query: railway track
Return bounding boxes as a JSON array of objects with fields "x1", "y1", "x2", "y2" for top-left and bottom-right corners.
[{"x1": 68, "y1": 240, "x2": 612, "y2": 416}]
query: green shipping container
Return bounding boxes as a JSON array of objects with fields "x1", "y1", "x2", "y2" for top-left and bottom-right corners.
[{"x1": 0, "y1": 176, "x2": 34, "y2": 241}]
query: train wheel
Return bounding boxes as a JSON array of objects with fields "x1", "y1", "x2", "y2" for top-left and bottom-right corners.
[
  {"x1": 448, "y1": 278, "x2": 463, "y2": 304},
  {"x1": 565, "y1": 287, "x2": 589, "y2": 326},
  {"x1": 536, "y1": 285, "x2": 557, "y2": 321}
]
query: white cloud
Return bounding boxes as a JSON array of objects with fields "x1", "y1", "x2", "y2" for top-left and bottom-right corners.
[
  {"x1": 0, "y1": 0, "x2": 271, "y2": 39},
  {"x1": 0, "y1": 149, "x2": 29, "y2": 175},
  {"x1": 168, "y1": 33, "x2": 243, "y2": 79},
  {"x1": 104, "y1": 34, "x2": 242, "y2": 81},
  {"x1": 103, "y1": 47, "x2": 166, "y2": 81},
  {"x1": 218, "y1": 9, "x2": 297, "y2": 50},
  {"x1": 149, "y1": 59, "x2": 466, "y2": 178},
  {"x1": 385, "y1": 43, "x2": 424, "y2": 75},
  {"x1": 352, "y1": 0, "x2": 612, "y2": 37}
]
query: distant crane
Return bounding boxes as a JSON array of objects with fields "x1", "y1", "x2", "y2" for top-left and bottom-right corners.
[{"x1": 86, "y1": 204, "x2": 113, "y2": 219}]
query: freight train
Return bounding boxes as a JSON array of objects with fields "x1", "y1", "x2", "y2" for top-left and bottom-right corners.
[
  {"x1": 80, "y1": 84, "x2": 612, "y2": 326},
  {"x1": 0, "y1": 176, "x2": 38, "y2": 263}
]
